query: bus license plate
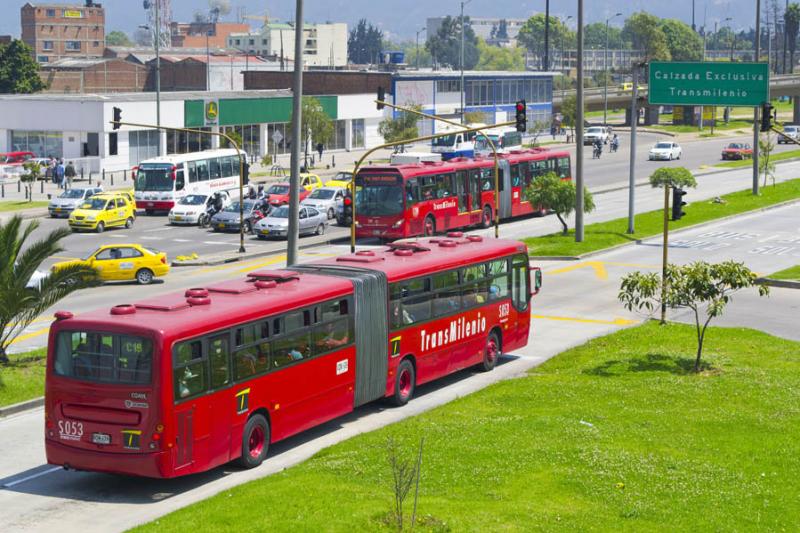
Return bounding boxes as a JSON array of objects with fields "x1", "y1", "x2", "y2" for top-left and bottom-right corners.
[
  {"x1": 218, "y1": 223, "x2": 225, "y2": 229},
  {"x1": 92, "y1": 432, "x2": 111, "y2": 445}
]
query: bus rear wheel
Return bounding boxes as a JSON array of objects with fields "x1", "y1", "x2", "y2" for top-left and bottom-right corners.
[
  {"x1": 238, "y1": 414, "x2": 270, "y2": 469},
  {"x1": 423, "y1": 216, "x2": 436, "y2": 236},
  {"x1": 481, "y1": 206, "x2": 493, "y2": 228},
  {"x1": 392, "y1": 359, "x2": 416, "y2": 406},
  {"x1": 479, "y1": 331, "x2": 501, "y2": 372}
]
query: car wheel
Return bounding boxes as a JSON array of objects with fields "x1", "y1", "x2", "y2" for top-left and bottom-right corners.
[
  {"x1": 135, "y1": 268, "x2": 154, "y2": 285},
  {"x1": 316, "y1": 223, "x2": 325, "y2": 236},
  {"x1": 244, "y1": 220, "x2": 252, "y2": 234},
  {"x1": 327, "y1": 207, "x2": 335, "y2": 220},
  {"x1": 391, "y1": 359, "x2": 416, "y2": 407},
  {"x1": 95, "y1": 222, "x2": 105, "y2": 234},
  {"x1": 125, "y1": 217, "x2": 134, "y2": 229},
  {"x1": 237, "y1": 414, "x2": 269, "y2": 469}
]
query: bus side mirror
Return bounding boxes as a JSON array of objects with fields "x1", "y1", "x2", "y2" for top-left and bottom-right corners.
[{"x1": 530, "y1": 267, "x2": 542, "y2": 297}]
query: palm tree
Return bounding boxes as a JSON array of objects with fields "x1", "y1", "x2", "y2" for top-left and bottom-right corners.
[
  {"x1": 785, "y1": 3, "x2": 800, "y2": 73},
  {"x1": 0, "y1": 216, "x2": 100, "y2": 365}
]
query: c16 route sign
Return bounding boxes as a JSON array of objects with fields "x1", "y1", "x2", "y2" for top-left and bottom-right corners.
[{"x1": 648, "y1": 61, "x2": 769, "y2": 107}]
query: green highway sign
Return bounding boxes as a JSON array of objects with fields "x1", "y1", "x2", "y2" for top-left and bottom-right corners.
[{"x1": 648, "y1": 61, "x2": 769, "y2": 107}]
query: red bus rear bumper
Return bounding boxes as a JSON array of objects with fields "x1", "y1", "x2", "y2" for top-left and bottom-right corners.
[
  {"x1": 46, "y1": 438, "x2": 172, "y2": 478},
  {"x1": 136, "y1": 200, "x2": 174, "y2": 211}
]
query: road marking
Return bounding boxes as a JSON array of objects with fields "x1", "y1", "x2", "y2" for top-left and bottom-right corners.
[
  {"x1": 202, "y1": 241, "x2": 230, "y2": 245},
  {"x1": 144, "y1": 226, "x2": 169, "y2": 232},
  {"x1": 532, "y1": 314, "x2": 639, "y2": 326},
  {"x1": 548, "y1": 261, "x2": 609, "y2": 280},
  {"x1": 173, "y1": 238, "x2": 191, "y2": 242},
  {"x1": 10, "y1": 326, "x2": 50, "y2": 345},
  {"x1": 236, "y1": 255, "x2": 289, "y2": 274},
  {"x1": 107, "y1": 234, "x2": 125, "y2": 238},
  {"x1": 140, "y1": 236, "x2": 159, "y2": 240},
  {"x1": 2, "y1": 466, "x2": 62, "y2": 488}
]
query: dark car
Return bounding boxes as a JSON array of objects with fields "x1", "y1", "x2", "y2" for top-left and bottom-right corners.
[
  {"x1": 210, "y1": 200, "x2": 266, "y2": 233},
  {"x1": 721, "y1": 142, "x2": 753, "y2": 160}
]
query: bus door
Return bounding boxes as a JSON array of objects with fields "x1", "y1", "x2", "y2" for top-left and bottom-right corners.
[
  {"x1": 206, "y1": 333, "x2": 233, "y2": 463},
  {"x1": 455, "y1": 170, "x2": 470, "y2": 226},
  {"x1": 468, "y1": 169, "x2": 482, "y2": 225},
  {"x1": 498, "y1": 160, "x2": 512, "y2": 219},
  {"x1": 406, "y1": 179, "x2": 423, "y2": 235}
]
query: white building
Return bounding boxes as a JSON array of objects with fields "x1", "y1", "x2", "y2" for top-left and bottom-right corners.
[
  {"x1": 227, "y1": 22, "x2": 347, "y2": 68},
  {"x1": 426, "y1": 17, "x2": 526, "y2": 46}
]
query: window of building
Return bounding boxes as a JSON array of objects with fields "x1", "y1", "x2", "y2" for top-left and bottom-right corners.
[
  {"x1": 166, "y1": 127, "x2": 211, "y2": 155},
  {"x1": 46, "y1": 8, "x2": 55, "y2": 16},
  {"x1": 262, "y1": 39, "x2": 267, "y2": 45},
  {"x1": 351, "y1": 119, "x2": 365, "y2": 149},
  {"x1": 11, "y1": 130, "x2": 63, "y2": 158},
  {"x1": 128, "y1": 130, "x2": 159, "y2": 166},
  {"x1": 37, "y1": 56, "x2": 49, "y2": 63},
  {"x1": 248, "y1": 39, "x2": 255, "y2": 45},
  {"x1": 65, "y1": 41, "x2": 81, "y2": 51},
  {"x1": 221, "y1": 124, "x2": 261, "y2": 158},
  {"x1": 234, "y1": 39, "x2": 241, "y2": 46},
  {"x1": 436, "y1": 79, "x2": 461, "y2": 93},
  {"x1": 108, "y1": 132, "x2": 118, "y2": 156},
  {"x1": 42, "y1": 41, "x2": 53, "y2": 51},
  {"x1": 267, "y1": 122, "x2": 290, "y2": 156}
]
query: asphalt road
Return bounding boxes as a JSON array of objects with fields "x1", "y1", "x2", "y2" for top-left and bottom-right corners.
[{"x1": 2, "y1": 201, "x2": 798, "y2": 532}]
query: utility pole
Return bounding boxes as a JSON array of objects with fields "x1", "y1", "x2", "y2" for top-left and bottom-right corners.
[
  {"x1": 416, "y1": 26, "x2": 426, "y2": 70},
  {"x1": 287, "y1": 0, "x2": 304, "y2": 266},
  {"x1": 784, "y1": 0, "x2": 789, "y2": 74},
  {"x1": 692, "y1": 0, "x2": 696, "y2": 31},
  {"x1": 460, "y1": 0, "x2": 471, "y2": 122},
  {"x1": 155, "y1": 0, "x2": 161, "y2": 156},
  {"x1": 575, "y1": 0, "x2": 585, "y2": 242},
  {"x1": 628, "y1": 63, "x2": 641, "y2": 234},
  {"x1": 604, "y1": 12, "x2": 622, "y2": 126},
  {"x1": 543, "y1": 0, "x2": 550, "y2": 71},
  {"x1": 754, "y1": 0, "x2": 762, "y2": 196}
]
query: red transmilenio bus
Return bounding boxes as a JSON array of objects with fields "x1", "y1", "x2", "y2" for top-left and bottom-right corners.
[
  {"x1": 355, "y1": 148, "x2": 571, "y2": 240},
  {"x1": 45, "y1": 236, "x2": 541, "y2": 478}
]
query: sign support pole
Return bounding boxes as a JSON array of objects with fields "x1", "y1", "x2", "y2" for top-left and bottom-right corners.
[
  {"x1": 575, "y1": 0, "x2": 585, "y2": 242},
  {"x1": 287, "y1": 0, "x2": 305, "y2": 267},
  {"x1": 660, "y1": 185, "x2": 670, "y2": 325},
  {"x1": 753, "y1": 0, "x2": 762, "y2": 196},
  {"x1": 627, "y1": 64, "x2": 639, "y2": 234}
]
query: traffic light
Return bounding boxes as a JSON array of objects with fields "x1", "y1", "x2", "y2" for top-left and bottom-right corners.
[
  {"x1": 242, "y1": 162, "x2": 250, "y2": 184},
  {"x1": 377, "y1": 86, "x2": 386, "y2": 110},
  {"x1": 760, "y1": 102, "x2": 774, "y2": 132},
  {"x1": 515, "y1": 100, "x2": 527, "y2": 132},
  {"x1": 112, "y1": 106, "x2": 122, "y2": 130},
  {"x1": 342, "y1": 194, "x2": 353, "y2": 225},
  {"x1": 671, "y1": 187, "x2": 687, "y2": 221}
]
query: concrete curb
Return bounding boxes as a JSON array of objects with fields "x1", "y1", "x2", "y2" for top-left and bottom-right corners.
[
  {"x1": 0, "y1": 397, "x2": 43, "y2": 418},
  {"x1": 756, "y1": 277, "x2": 800, "y2": 289},
  {"x1": 172, "y1": 233, "x2": 350, "y2": 266}
]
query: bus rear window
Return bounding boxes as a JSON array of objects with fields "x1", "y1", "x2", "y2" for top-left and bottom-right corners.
[{"x1": 54, "y1": 331, "x2": 153, "y2": 384}]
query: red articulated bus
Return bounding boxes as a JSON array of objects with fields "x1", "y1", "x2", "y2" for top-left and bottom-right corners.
[
  {"x1": 355, "y1": 147, "x2": 572, "y2": 240},
  {"x1": 45, "y1": 235, "x2": 542, "y2": 478}
]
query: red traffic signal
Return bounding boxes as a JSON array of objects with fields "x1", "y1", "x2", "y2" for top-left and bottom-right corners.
[{"x1": 514, "y1": 100, "x2": 527, "y2": 133}]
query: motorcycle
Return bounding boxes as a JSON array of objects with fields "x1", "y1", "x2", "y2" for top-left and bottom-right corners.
[
  {"x1": 198, "y1": 200, "x2": 223, "y2": 228},
  {"x1": 610, "y1": 138, "x2": 620, "y2": 153},
  {"x1": 592, "y1": 144, "x2": 603, "y2": 159}
]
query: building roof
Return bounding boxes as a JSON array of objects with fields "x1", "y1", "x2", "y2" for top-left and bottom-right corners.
[
  {"x1": 0, "y1": 88, "x2": 293, "y2": 103},
  {"x1": 22, "y1": 2, "x2": 103, "y2": 9},
  {"x1": 42, "y1": 57, "x2": 131, "y2": 69},
  {"x1": 393, "y1": 70, "x2": 558, "y2": 79}
]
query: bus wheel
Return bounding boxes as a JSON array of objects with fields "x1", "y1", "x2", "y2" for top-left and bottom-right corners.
[
  {"x1": 481, "y1": 206, "x2": 493, "y2": 229},
  {"x1": 480, "y1": 331, "x2": 501, "y2": 372},
  {"x1": 423, "y1": 216, "x2": 435, "y2": 236},
  {"x1": 238, "y1": 414, "x2": 270, "y2": 469},
  {"x1": 392, "y1": 359, "x2": 416, "y2": 406}
]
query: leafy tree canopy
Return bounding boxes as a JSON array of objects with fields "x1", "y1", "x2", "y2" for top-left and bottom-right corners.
[
  {"x1": 523, "y1": 172, "x2": 595, "y2": 235},
  {"x1": 584, "y1": 22, "x2": 626, "y2": 50},
  {"x1": 649, "y1": 167, "x2": 697, "y2": 189},
  {"x1": 659, "y1": 18, "x2": 703, "y2": 61},
  {"x1": 622, "y1": 12, "x2": 671, "y2": 61},
  {"x1": 379, "y1": 104, "x2": 422, "y2": 145},
  {"x1": 475, "y1": 39, "x2": 524, "y2": 71},
  {"x1": 0, "y1": 40, "x2": 45, "y2": 94},
  {"x1": 290, "y1": 97, "x2": 334, "y2": 149},
  {"x1": 106, "y1": 30, "x2": 133, "y2": 47},
  {"x1": 518, "y1": 15, "x2": 575, "y2": 59},
  {"x1": 425, "y1": 16, "x2": 479, "y2": 70},
  {"x1": 348, "y1": 18, "x2": 384, "y2": 64}
]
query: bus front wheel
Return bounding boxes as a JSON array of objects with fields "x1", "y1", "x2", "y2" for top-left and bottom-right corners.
[
  {"x1": 479, "y1": 331, "x2": 501, "y2": 372},
  {"x1": 481, "y1": 206, "x2": 493, "y2": 229},
  {"x1": 392, "y1": 359, "x2": 416, "y2": 407},
  {"x1": 423, "y1": 216, "x2": 436, "y2": 237},
  {"x1": 238, "y1": 414, "x2": 270, "y2": 469}
]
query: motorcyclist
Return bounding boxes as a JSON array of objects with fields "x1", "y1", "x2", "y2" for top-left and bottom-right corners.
[
  {"x1": 593, "y1": 138, "x2": 603, "y2": 158},
  {"x1": 610, "y1": 134, "x2": 619, "y2": 152}
]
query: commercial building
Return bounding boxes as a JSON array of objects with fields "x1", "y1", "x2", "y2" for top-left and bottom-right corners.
[
  {"x1": 21, "y1": 1, "x2": 105, "y2": 64},
  {"x1": 426, "y1": 17, "x2": 526, "y2": 46},
  {"x1": 170, "y1": 21, "x2": 250, "y2": 49},
  {"x1": 227, "y1": 22, "x2": 347, "y2": 67}
]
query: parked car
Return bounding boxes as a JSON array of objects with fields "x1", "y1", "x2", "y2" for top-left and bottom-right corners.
[
  {"x1": 583, "y1": 126, "x2": 610, "y2": 145},
  {"x1": 648, "y1": 141, "x2": 682, "y2": 161},
  {"x1": 0, "y1": 151, "x2": 35, "y2": 165},
  {"x1": 48, "y1": 187, "x2": 103, "y2": 217},
  {"x1": 68, "y1": 193, "x2": 136, "y2": 233},
  {"x1": 51, "y1": 244, "x2": 169, "y2": 285},
  {"x1": 778, "y1": 125, "x2": 800, "y2": 144},
  {"x1": 265, "y1": 182, "x2": 311, "y2": 208},
  {"x1": 721, "y1": 142, "x2": 753, "y2": 160},
  {"x1": 168, "y1": 192, "x2": 230, "y2": 225},
  {"x1": 325, "y1": 171, "x2": 353, "y2": 188},
  {"x1": 254, "y1": 205, "x2": 327, "y2": 239},
  {"x1": 301, "y1": 186, "x2": 346, "y2": 219},
  {"x1": 300, "y1": 172, "x2": 323, "y2": 192},
  {"x1": 210, "y1": 199, "x2": 266, "y2": 233}
]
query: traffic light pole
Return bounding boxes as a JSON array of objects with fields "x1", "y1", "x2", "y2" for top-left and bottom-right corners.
[{"x1": 660, "y1": 185, "x2": 670, "y2": 325}]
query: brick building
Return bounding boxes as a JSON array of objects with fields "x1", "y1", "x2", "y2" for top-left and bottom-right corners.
[
  {"x1": 40, "y1": 57, "x2": 148, "y2": 93},
  {"x1": 170, "y1": 22, "x2": 250, "y2": 49},
  {"x1": 21, "y1": 1, "x2": 105, "y2": 64},
  {"x1": 0, "y1": 35, "x2": 12, "y2": 45}
]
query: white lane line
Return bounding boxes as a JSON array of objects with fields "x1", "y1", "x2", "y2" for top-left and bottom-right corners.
[
  {"x1": 203, "y1": 241, "x2": 230, "y2": 245},
  {"x1": 108, "y1": 234, "x2": 125, "y2": 238},
  {"x1": 144, "y1": 226, "x2": 169, "y2": 232},
  {"x1": 140, "y1": 236, "x2": 159, "y2": 240},
  {"x1": 2, "y1": 466, "x2": 62, "y2": 488},
  {"x1": 173, "y1": 238, "x2": 191, "y2": 242}
]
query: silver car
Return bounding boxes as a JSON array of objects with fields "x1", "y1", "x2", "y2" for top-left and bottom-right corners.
[
  {"x1": 254, "y1": 205, "x2": 327, "y2": 239},
  {"x1": 48, "y1": 187, "x2": 103, "y2": 217},
  {"x1": 301, "y1": 186, "x2": 346, "y2": 220}
]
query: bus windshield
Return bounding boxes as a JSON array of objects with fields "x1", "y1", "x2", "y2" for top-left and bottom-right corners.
[
  {"x1": 136, "y1": 164, "x2": 173, "y2": 192},
  {"x1": 432, "y1": 135, "x2": 456, "y2": 148},
  {"x1": 358, "y1": 184, "x2": 404, "y2": 216},
  {"x1": 54, "y1": 331, "x2": 153, "y2": 384}
]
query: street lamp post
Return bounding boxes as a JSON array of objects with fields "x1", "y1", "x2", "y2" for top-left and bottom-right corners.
[
  {"x1": 460, "y1": 0, "x2": 472, "y2": 122},
  {"x1": 287, "y1": 0, "x2": 305, "y2": 266},
  {"x1": 206, "y1": 26, "x2": 211, "y2": 91},
  {"x1": 416, "y1": 26, "x2": 426, "y2": 70},
  {"x1": 603, "y1": 12, "x2": 622, "y2": 126},
  {"x1": 139, "y1": 21, "x2": 161, "y2": 156}
]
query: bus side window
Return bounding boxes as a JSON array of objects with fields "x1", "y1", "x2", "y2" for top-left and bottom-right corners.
[
  {"x1": 175, "y1": 170, "x2": 185, "y2": 191},
  {"x1": 510, "y1": 164, "x2": 521, "y2": 187},
  {"x1": 173, "y1": 340, "x2": 206, "y2": 400},
  {"x1": 432, "y1": 270, "x2": 461, "y2": 317},
  {"x1": 406, "y1": 179, "x2": 419, "y2": 204},
  {"x1": 487, "y1": 258, "x2": 510, "y2": 301},
  {"x1": 208, "y1": 334, "x2": 230, "y2": 389},
  {"x1": 196, "y1": 159, "x2": 210, "y2": 181},
  {"x1": 187, "y1": 161, "x2": 197, "y2": 183},
  {"x1": 511, "y1": 254, "x2": 530, "y2": 311},
  {"x1": 557, "y1": 156, "x2": 571, "y2": 179},
  {"x1": 222, "y1": 156, "x2": 234, "y2": 178},
  {"x1": 272, "y1": 331, "x2": 311, "y2": 368},
  {"x1": 210, "y1": 158, "x2": 222, "y2": 180}
]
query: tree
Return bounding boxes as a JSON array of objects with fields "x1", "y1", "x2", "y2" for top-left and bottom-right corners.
[
  {"x1": 560, "y1": 94, "x2": 585, "y2": 135},
  {"x1": 785, "y1": 3, "x2": 800, "y2": 73},
  {"x1": 106, "y1": 30, "x2": 133, "y2": 47},
  {"x1": 649, "y1": 166, "x2": 698, "y2": 190},
  {"x1": 379, "y1": 104, "x2": 421, "y2": 146},
  {"x1": 348, "y1": 18, "x2": 384, "y2": 64},
  {"x1": 659, "y1": 19, "x2": 703, "y2": 61},
  {"x1": 290, "y1": 97, "x2": 334, "y2": 167},
  {"x1": 759, "y1": 131, "x2": 777, "y2": 187},
  {"x1": 584, "y1": 22, "x2": 625, "y2": 49},
  {"x1": 0, "y1": 39, "x2": 45, "y2": 94},
  {"x1": 496, "y1": 19, "x2": 509, "y2": 40},
  {"x1": 475, "y1": 39, "x2": 524, "y2": 71},
  {"x1": 618, "y1": 261, "x2": 769, "y2": 372},
  {"x1": 523, "y1": 172, "x2": 595, "y2": 235},
  {"x1": 622, "y1": 12, "x2": 671, "y2": 61},
  {"x1": 0, "y1": 216, "x2": 100, "y2": 365},
  {"x1": 517, "y1": 15, "x2": 575, "y2": 64},
  {"x1": 425, "y1": 16, "x2": 479, "y2": 69},
  {"x1": 19, "y1": 161, "x2": 42, "y2": 202}
]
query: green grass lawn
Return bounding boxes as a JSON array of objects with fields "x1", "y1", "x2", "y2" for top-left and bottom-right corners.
[
  {"x1": 525, "y1": 178, "x2": 800, "y2": 257},
  {"x1": 132, "y1": 322, "x2": 800, "y2": 531},
  {"x1": 659, "y1": 119, "x2": 752, "y2": 134},
  {"x1": 766, "y1": 265, "x2": 800, "y2": 281},
  {"x1": 0, "y1": 201, "x2": 49, "y2": 213},
  {"x1": 0, "y1": 348, "x2": 46, "y2": 407},
  {"x1": 715, "y1": 148, "x2": 800, "y2": 169}
]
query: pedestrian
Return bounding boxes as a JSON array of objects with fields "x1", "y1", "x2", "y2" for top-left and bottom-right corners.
[
  {"x1": 55, "y1": 159, "x2": 65, "y2": 189},
  {"x1": 316, "y1": 142, "x2": 324, "y2": 160},
  {"x1": 48, "y1": 156, "x2": 56, "y2": 184},
  {"x1": 65, "y1": 161, "x2": 76, "y2": 189}
]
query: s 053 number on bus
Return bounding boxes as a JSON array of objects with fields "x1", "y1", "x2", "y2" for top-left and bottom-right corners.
[
  {"x1": 58, "y1": 420, "x2": 84, "y2": 441},
  {"x1": 498, "y1": 303, "x2": 510, "y2": 318}
]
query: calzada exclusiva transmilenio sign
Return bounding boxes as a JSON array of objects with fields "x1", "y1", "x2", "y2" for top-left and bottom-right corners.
[{"x1": 648, "y1": 61, "x2": 769, "y2": 107}]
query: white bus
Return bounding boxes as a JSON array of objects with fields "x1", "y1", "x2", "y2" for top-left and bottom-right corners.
[
  {"x1": 134, "y1": 148, "x2": 247, "y2": 214},
  {"x1": 430, "y1": 123, "x2": 486, "y2": 161},
  {"x1": 474, "y1": 127, "x2": 524, "y2": 155}
]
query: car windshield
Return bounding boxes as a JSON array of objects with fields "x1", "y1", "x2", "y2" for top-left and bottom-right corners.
[
  {"x1": 60, "y1": 189, "x2": 87, "y2": 199},
  {"x1": 135, "y1": 164, "x2": 173, "y2": 192},
  {"x1": 54, "y1": 331, "x2": 153, "y2": 384},
  {"x1": 357, "y1": 184, "x2": 404, "y2": 216},
  {"x1": 309, "y1": 189, "x2": 335, "y2": 200},
  {"x1": 655, "y1": 143, "x2": 672, "y2": 149},
  {"x1": 267, "y1": 185, "x2": 289, "y2": 195},
  {"x1": 728, "y1": 144, "x2": 743, "y2": 149},
  {"x1": 224, "y1": 201, "x2": 255, "y2": 213},
  {"x1": 80, "y1": 198, "x2": 107, "y2": 210},
  {"x1": 432, "y1": 134, "x2": 456, "y2": 147},
  {"x1": 332, "y1": 173, "x2": 352, "y2": 182},
  {"x1": 587, "y1": 127, "x2": 604, "y2": 133},
  {"x1": 270, "y1": 206, "x2": 290, "y2": 218},
  {"x1": 179, "y1": 194, "x2": 208, "y2": 205}
]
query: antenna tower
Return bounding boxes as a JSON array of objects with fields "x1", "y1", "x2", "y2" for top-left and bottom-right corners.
[{"x1": 143, "y1": 0, "x2": 172, "y2": 49}]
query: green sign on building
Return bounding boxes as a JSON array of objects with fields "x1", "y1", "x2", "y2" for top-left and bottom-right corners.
[{"x1": 648, "y1": 61, "x2": 769, "y2": 107}]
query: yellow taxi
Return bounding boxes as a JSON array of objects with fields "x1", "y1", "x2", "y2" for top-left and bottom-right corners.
[
  {"x1": 68, "y1": 193, "x2": 136, "y2": 233},
  {"x1": 52, "y1": 244, "x2": 169, "y2": 284},
  {"x1": 300, "y1": 172, "x2": 323, "y2": 191},
  {"x1": 324, "y1": 171, "x2": 353, "y2": 188},
  {"x1": 621, "y1": 82, "x2": 646, "y2": 92}
]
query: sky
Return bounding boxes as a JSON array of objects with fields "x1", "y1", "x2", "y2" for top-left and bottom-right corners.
[{"x1": 0, "y1": 0, "x2": 759, "y2": 42}]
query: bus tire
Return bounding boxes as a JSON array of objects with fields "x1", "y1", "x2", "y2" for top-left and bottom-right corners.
[
  {"x1": 480, "y1": 331, "x2": 501, "y2": 372},
  {"x1": 238, "y1": 414, "x2": 269, "y2": 469},
  {"x1": 392, "y1": 358, "x2": 416, "y2": 407},
  {"x1": 423, "y1": 216, "x2": 436, "y2": 236},
  {"x1": 481, "y1": 206, "x2": 493, "y2": 229}
]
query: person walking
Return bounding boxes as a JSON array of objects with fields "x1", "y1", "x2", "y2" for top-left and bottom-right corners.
[
  {"x1": 65, "y1": 161, "x2": 76, "y2": 189},
  {"x1": 55, "y1": 159, "x2": 65, "y2": 189}
]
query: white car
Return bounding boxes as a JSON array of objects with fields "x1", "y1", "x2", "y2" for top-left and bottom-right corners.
[
  {"x1": 168, "y1": 192, "x2": 229, "y2": 225},
  {"x1": 48, "y1": 187, "x2": 103, "y2": 217},
  {"x1": 300, "y1": 186, "x2": 346, "y2": 220},
  {"x1": 584, "y1": 126, "x2": 610, "y2": 145},
  {"x1": 778, "y1": 125, "x2": 799, "y2": 144},
  {"x1": 649, "y1": 141, "x2": 682, "y2": 161},
  {"x1": 254, "y1": 205, "x2": 327, "y2": 239}
]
